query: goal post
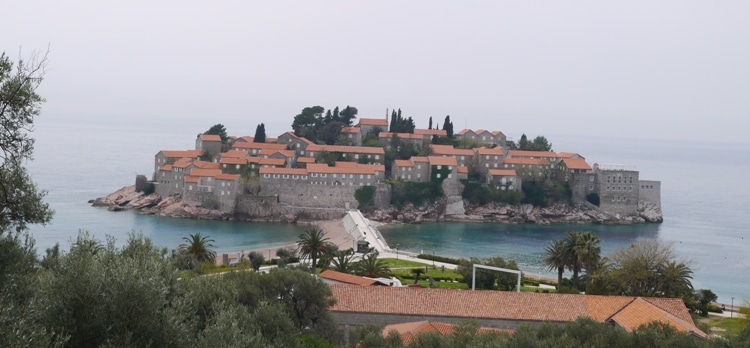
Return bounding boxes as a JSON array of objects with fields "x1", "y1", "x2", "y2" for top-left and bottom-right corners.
[{"x1": 472, "y1": 264, "x2": 522, "y2": 292}]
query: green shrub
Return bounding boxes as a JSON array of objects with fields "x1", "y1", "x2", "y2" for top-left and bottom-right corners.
[
  {"x1": 586, "y1": 193, "x2": 600, "y2": 206},
  {"x1": 417, "y1": 254, "x2": 461, "y2": 265},
  {"x1": 354, "y1": 186, "x2": 375, "y2": 206}
]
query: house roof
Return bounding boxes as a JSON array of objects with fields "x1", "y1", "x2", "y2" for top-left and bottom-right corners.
[
  {"x1": 508, "y1": 150, "x2": 561, "y2": 159},
  {"x1": 159, "y1": 165, "x2": 173, "y2": 171},
  {"x1": 220, "y1": 157, "x2": 248, "y2": 165},
  {"x1": 428, "y1": 156, "x2": 458, "y2": 167},
  {"x1": 329, "y1": 285, "x2": 706, "y2": 339},
  {"x1": 215, "y1": 173, "x2": 240, "y2": 181},
  {"x1": 394, "y1": 160, "x2": 413, "y2": 167},
  {"x1": 475, "y1": 147, "x2": 504, "y2": 155},
  {"x1": 502, "y1": 158, "x2": 550, "y2": 166},
  {"x1": 488, "y1": 169, "x2": 517, "y2": 177},
  {"x1": 307, "y1": 144, "x2": 385, "y2": 155},
  {"x1": 192, "y1": 160, "x2": 220, "y2": 169},
  {"x1": 561, "y1": 158, "x2": 592, "y2": 171},
  {"x1": 457, "y1": 166, "x2": 469, "y2": 174},
  {"x1": 172, "y1": 157, "x2": 193, "y2": 169},
  {"x1": 319, "y1": 270, "x2": 379, "y2": 286},
  {"x1": 296, "y1": 157, "x2": 316, "y2": 163},
  {"x1": 379, "y1": 132, "x2": 424, "y2": 140},
  {"x1": 558, "y1": 152, "x2": 583, "y2": 159},
  {"x1": 220, "y1": 150, "x2": 251, "y2": 159},
  {"x1": 411, "y1": 156, "x2": 430, "y2": 163},
  {"x1": 307, "y1": 163, "x2": 385, "y2": 175},
  {"x1": 189, "y1": 168, "x2": 222, "y2": 177},
  {"x1": 234, "y1": 136, "x2": 254, "y2": 143},
  {"x1": 259, "y1": 167, "x2": 308, "y2": 175},
  {"x1": 258, "y1": 158, "x2": 286, "y2": 167},
  {"x1": 184, "y1": 176, "x2": 200, "y2": 183},
  {"x1": 232, "y1": 142, "x2": 287, "y2": 151},
  {"x1": 413, "y1": 129, "x2": 447, "y2": 137},
  {"x1": 259, "y1": 149, "x2": 295, "y2": 158},
  {"x1": 430, "y1": 145, "x2": 474, "y2": 156},
  {"x1": 341, "y1": 127, "x2": 360, "y2": 134},
  {"x1": 381, "y1": 321, "x2": 510, "y2": 345},
  {"x1": 456, "y1": 129, "x2": 474, "y2": 136},
  {"x1": 357, "y1": 118, "x2": 389, "y2": 127},
  {"x1": 199, "y1": 134, "x2": 222, "y2": 142}
]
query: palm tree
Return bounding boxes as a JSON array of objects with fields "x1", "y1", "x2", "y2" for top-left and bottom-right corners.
[
  {"x1": 658, "y1": 260, "x2": 693, "y2": 298},
  {"x1": 543, "y1": 239, "x2": 568, "y2": 288},
  {"x1": 331, "y1": 248, "x2": 356, "y2": 273},
  {"x1": 355, "y1": 253, "x2": 391, "y2": 278},
  {"x1": 563, "y1": 231, "x2": 601, "y2": 290},
  {"x1": 296, "y1": 227, "x2": 330, "y2": 273},
  {"x1": 178, "y1": 233, "x2": 216, "y2": 263}
]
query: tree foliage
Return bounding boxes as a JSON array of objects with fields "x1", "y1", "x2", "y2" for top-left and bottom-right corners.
[
  {"x1": 354, "y1": 252, "x2": 391, "y2": 278},
  {"x1": 178, "y1": 233, "x2": 217, "y2": 267},
  {"x1": 442, "y1": 115, "x2": 454, "y2": 138},
  {"x1": 517, "y1": 133, "x2": 553, "y2": 151},
  {"x1": 291, "y1": 105, "x2": 357, "y2": 144},
  {"x1": 0, "y1": 51, "x2": 53, "y2": 233},
  {"x1": 253, "y1": 123, "x2": 266, "y2": 143},
  {"x1": 388, "y1": 109, "x2": 416, "y2": 133},
  {"x1": 296, "y1": 227, "x2": 330, "y2": 273},
  {"x1": 203, "y1": 123, "x2": 228, "y2": 142},
  {"x1": 455, "y1": 256, "x2": 520, "y2": 290}
]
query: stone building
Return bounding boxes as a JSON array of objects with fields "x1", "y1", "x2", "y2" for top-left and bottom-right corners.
[
  {"x1": 356, "y1": 118, "x2": 389, "y2": 137},
  {"x1": 429, "y1": 145, "x2": 474, "y2": 167},
  {"x1": 455, "y1": 129, "x2": 507, "y2": 147},
  {"x1": 341, "y1": 126, "x2": 362, "y2": 146},
  {"x1": 277, "y1": 131, "x2": 315, "y2": 156},
  {"x1": 487, "y1": 169, "x2": 521, "y2": 191},
  {"x1": 195, "y1": 134, "x2": 222, "y2": 157},
  {"x1": 305, "y1": 144, "x2": 385, "y2": 164}
]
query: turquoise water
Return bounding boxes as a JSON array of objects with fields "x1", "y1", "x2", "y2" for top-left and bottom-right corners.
[{"x1": 26, "y1": 116, "x2": 750, "y2": 303}]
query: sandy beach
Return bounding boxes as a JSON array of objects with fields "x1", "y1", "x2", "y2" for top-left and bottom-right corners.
[{"x1": 217, "y1": 219, "x2": 355, "y2": 264}]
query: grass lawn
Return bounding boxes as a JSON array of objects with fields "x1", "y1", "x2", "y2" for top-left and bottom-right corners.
[
  {"x1": 382, "y1": 258, "x2": 467, "y2": 289},
  {"x1": 696, "y1": 315, "x2": 748, "y2": 337}
]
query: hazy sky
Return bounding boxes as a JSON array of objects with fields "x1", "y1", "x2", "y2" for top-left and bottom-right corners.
[{"x1": 4, "y1": 1, "x2": 749, "y2": 143}]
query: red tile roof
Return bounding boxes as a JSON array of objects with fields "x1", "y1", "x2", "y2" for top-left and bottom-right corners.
[
  {"x1": 341, "y1": 127, "x2": 360, "y2": 134},
  {"x1": 307, "y1": 144, "x2": 385, "y2": 155},
  {"x1": 508, "y1": 150, "x2": 561, "y2": 159},
  {"x1": 502, "y1": 158, "x2": 550, "y2": 166},
  {"x1": 329, "y1": 285, "x2": 706, "y2": 339},
  {"x1": 411, "y1": 156, "x2": 430, "y2": 163},
  {"x1": 296, "y1": 157, "x2": 316, "y2": 163},
  {"x1": 199, "y1": 134, "x2": 222, "y2": 142},
  {"x1": 394, "y1": 160, "x2": 413, "y2": 167},
  {"x1": 561, "y1": 158, "x2": 592, "y2": 171},
  {"x1": 379, "y1": 132, "x2": 424, "y2": 140},
  {"x1": 220, "y1": 150, "x2": 251, "y2": 159},
  {"x1": 430, "y1": 145, "x2": 474, "y2": 156},
  {"x1": 307, "y1": 163, "x2": 385, "y2": 175},
  {"x1": 159, "y1": 150, "x2": 203, "y2": 159},
  {"x1": 189, "y1": 168, "x2": 222, "y2": 177},
  {"x1": 184, "y1": 176, "x2": 200, "y2": 183},
  {"x1": 428, "y1": 156, "x2": 458, "y2": 167},
  {"x1": 259, "y1": 149, "x2": 295, "y2": 157},
  {"x1": 234, "y1": 136, "x2": 254, "y2": 143},
  {"x1": 413, "y1": 129, "x2": 447, "y2": 137},
  {"x1": 381, "y1": 321, "x2": 510, "y2": 345},
  {"x1": 220, "y1": 157, "x2": 247, "y2": 165},
  {"x1": 215, "y1": 174, "x2": 240, "y2": 181},
  {"x1": 258, "y1": 158, "x2": 286, "y2": 166},
  {"x1": 172, "y1": 157, "x2": 193, "y2": 169},
  {"x1": 192, "y1": 160, "x2": 220, "y2": 169},
  {"x1": 475, "y1": 147, "x2": 504, "y2": 155},
  {"x1": 259, "y1": 167, "x2": 308, "y2": 176},
  {"x1": 319, "y1": 270, "x2": 379, "y2": 286},
  {"x1": 232, "y1": 142, "x2": 287, "y2": 151},
  {"x1": 357, "y1": 118, "x2": 389, "y2": 127},
  {"x1": 457, "y1": 166, "x2": 469, "y2": 174},
  {"x1": 159, "y1": 165, "x2": 173, "y2": 171}
]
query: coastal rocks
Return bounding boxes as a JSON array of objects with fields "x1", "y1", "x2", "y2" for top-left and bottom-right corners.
[
  {"x1": 92, "y1": 185, "x2": 229, "y2": 220},
  {"x1": 90, "y1": 185, "x2": 161, "y2": 210},
  {"x1": 638, "y1": 201, "x2": 664, "y2": 223}
]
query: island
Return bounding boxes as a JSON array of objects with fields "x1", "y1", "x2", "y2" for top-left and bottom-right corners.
[{"x1": 91, "y1": 107, "x2": 663, "y2": 225}]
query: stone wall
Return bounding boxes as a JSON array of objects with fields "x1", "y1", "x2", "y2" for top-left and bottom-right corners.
[
  {"x1": 639, "y1": 180, "x2": 661, "y2": 207},
  {"x1": 260, "y1": 180, "x2": 362, "y2": 209},
  {"x1": 372, "y1": 183, "x2": 392, "y2": 209},
  {"x1": 596, "y1": 169, "x2": 639, "y2": 217}
]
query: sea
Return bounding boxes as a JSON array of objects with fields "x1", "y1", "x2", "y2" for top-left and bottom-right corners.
[{"x1": 26, "y1": 115, "x2": 749, "y2": 304}]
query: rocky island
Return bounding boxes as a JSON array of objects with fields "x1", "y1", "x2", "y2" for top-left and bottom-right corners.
[{"x1": 92, "y1": 107, "x2": 663, "y2": 226}]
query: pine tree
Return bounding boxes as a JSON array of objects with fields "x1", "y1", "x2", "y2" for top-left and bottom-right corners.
[
  {"x1": 254, "y1": 123, "x2": 266, "y2": 143},
  {"x1": 442, "y1": 115, "x2": 454, "y2": 138},
  {"x1": 428, "y1": 116, "x2": 433, "y2": 130}
]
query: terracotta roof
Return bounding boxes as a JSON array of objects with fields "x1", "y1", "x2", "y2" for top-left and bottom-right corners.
[
  {"x1": 159, "y1": 165, "x2": 173, "y2": 171},
  {"x1": 428, "y1": 156, "x2": 458, "y2": 167},
  {"x1": 184, "y1": 176, "x2": 200, "y2": 183},
  {"x1": 319, "y1": 270, "x2": 379, "y2": 286},
  {"x1": 215, "y1": 173, "x2": 239, "y2": 181},
  {"x1": 558, "y1": 152, "x2": 583, "y2": 159},
  {"x1": 508, "y1": 150, "x2": 561, "y2": 159},
  {"x1": 192, "y1": 160, "x2": 220, "y2": 169},
  {"x1": 475, "y1": 147, "x2": 504, "y2": 155},
  {"x1": 232, "y1": 142, "x2": 287, "y2": 151},
  {"x1": 411, "y1": 156, "x2": 430, "y2": 163},
  {"x1": 260, "y1": 167, "x2": 308, "y2": 175},
  {"x1": 199, "y1": 134, "x2": 222, "y2": 142},
  {"x1": 381, "y1": 321, "x2": 510, "y2": 345},
  {"x1": 357, "y1": 118, "x2": 389, "y2": 127},
  {"x1": 172, "y1": 157, "x2": 193, "y2": 168},
  {"x1": 379, "y1": 132, "x2": 424, "y2": 140},
  {"x1": 490, "y1": 131, "x2": 505, "y2": 137},
  {"x1": 189, "y1": 168, "x2": 222, "y2": 177},
  {"x1": 341, "y1": 127, "x2": 360, "y2": 134},
  {"x1": 430, "y1": 144, "x2": 474, "y2": 156},
  {"x1": 307, "y1": 163, "x2": 385, "y2": 175},
  {"x1": 329, "y1": 285, "x2": 706, "y2": 339},
  {"x1": 259, "y1": 149, "x2": 295, "y2": 157},
  {"x1": 159, "y1": 150, "x2": 203, "y2": 159},
  {"x1": 258, "y1": 158, "x2": 286, "y2": 166},
  {"x1": 413, "y1": 129, "x2": 447, "y2": 136},
  {"x1": 307, "y1": 144, "x2": 385, "y2": 155},
  {"x1": 456, "y1": 129, "x2": 473, "y2": 136},
  {"x1": 394, "y1": 160, "x2": 413, "y2": 167},
  {"x1": 220, "y1": 150, "x2": 251, "y2": 159},
  {"x1": 296, "y1": 157, "x2": 316, "y2": 163},
  {"x1": 220, "y1": 157, "x2": 247, "y2": 165},
  {"x1": 561, "y1": 158, "x2": 592, "y2": 171},
  {"x1": 457, "y1": 166, "x2": 468, "y2": 174},
  {"x1": 266, "y1": 137, "x2": 277, "y2": 143},
  {"x1": 488, "y1": 169, "x2": 517, "y2": 177},
  {"x1": 234, "y1": 136, "x2": 254, "y2": 143},
  {"x1": 502, "y1": 158, "x2": 550, "y2": 166}
]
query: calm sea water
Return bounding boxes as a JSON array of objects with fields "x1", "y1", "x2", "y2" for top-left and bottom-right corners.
[{"x1": 26, "y1": 116, "x2": 750, "y2": 303}]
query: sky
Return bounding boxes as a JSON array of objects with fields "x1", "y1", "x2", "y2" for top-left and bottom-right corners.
[{"x1": 3, "y1": 1, "x2": 749, "y2": 143}]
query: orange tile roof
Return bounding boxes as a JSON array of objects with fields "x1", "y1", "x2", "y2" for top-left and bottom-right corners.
[
  {"x1": 428, "y1": 156, "x2": 458, "y2": 167},
  {"x1": 307, "y1": 144, "x2": 385, "y2": 155},
  {"x1": 411, "y1": 156, "x2": 429, "y2": 163},
  {"x1": 266, "y1": 137, "x2": 277, "y2": 143},
  {"x1": 341, "y1": 127, "x2": 360, "y2": 134},
  {"x1": 232, "y1": 142, "x2": 287, "y2": 151},
  {"x1": 394, "y1": 160, "x2": 413, "y2": 167},
  {"x1": 475, "y1": 147, "x2": 504, "y2": 155},
  {"x1": 329, "y1": 285, "x2": 706, "y2": 339},
  {"x1": 184, "y1": 176, "x2": 200, "y2": 183},
  {"x1": 379, "y1": 132, "x2": 424, "y2": 140},
  {"x1": 558, "y1": 152, "x2": 583, "y2": 159},
  {"x1": 430, "y1": 144, "x2": 474, "y2": 156},
  {"x1": 189, "y1": 168, "x2": 222, "y2": 177},
  {"x1": 159, "y1": 165, "x2": 173, "y2": 171},
  {"x1": 259, "y1": 149, "x2": 295, "y2": 157},
  {"x1": 259, "y1": 167, "x2": 308, "y2": 175},
  {"x1": 215, "y1": 174, "x2": 240, "y2": 181},
  {"x1": 488, "y1": 169, "x2": 517, "y2": 177},
  {"x1": 502, "y1": 158, "x2": 550, "y2": 166},
  {"x1": 221, "y1": 150, "x2": 251, "y2": 159},
  {"x1": 456, "y1": 129, "x2": 472, "y2": 136},
  {"x1": 159, "y1": 150, "x2": 203, "y2": 159},
  {"x1": 561, "y1": 158, "x2": 592, "y2": 171},
  {"x1": 234, "y1": 136, "x2": 254, "y2": 143},
  {"x1": 172, "y1": 157, "x2": 193, "y2": 168},
  {"x1": 199, "y1": 134, "x2": 222, "y2": 142},
  {"x1": 296, "y1": 157, "x2": 316, "y2": 163},
  {"x1": 319, "y1": 270, "x2": 379, "y2": 286},
  {"x1": 258, "y1": 158, "x2": 286, "y2": 166},
  {"x1": 381, "y1": 321, "x2": 511, "y2": 345},
  {"x1": 192, "y1": 160, "x2": 220, "y2": 169},
  {"x1": 457, "y1": 166, "x2": 469, "y2": 174},
  {"x1": 413, "y1": 129, "x2": 447, "y2": 136},
  {"x1": 357, "y1": 118, "x2": 389, "y2": 126},
  {"x1": 307, "y1": 163, "x2": 385, "y2": 175},
  {"x1": 508, "y1": 150, "x2": 561, "y2": 159},
  {"x1": 220, "y1": 157, "x2": 248, "y2": 165}
]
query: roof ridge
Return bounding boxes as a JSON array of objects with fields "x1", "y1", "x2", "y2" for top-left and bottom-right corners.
[{"x1": 604, "y1": 297, "x2": 638, "y2": 322}]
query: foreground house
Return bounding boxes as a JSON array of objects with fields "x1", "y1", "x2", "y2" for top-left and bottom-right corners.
[
  {"x1": 381, "y1": 321, "x2": 511, "y2": 345},
  {"x1": 329, "y1": 285, "x2": 708, "y2": 340}
]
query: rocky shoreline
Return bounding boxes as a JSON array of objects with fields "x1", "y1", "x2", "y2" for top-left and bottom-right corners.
[{"x1": 91, "y1": 185, "x2": 663, "y2": 225}]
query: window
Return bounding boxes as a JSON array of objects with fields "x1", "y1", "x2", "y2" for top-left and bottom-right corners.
[
  {"x1": 375, "y1": 155, "x2": 380, "y2": 159},
  {"x1": 437, "y1": 165, "x2": 442, "y2": 169},
  {"x1": 436, "y1": 173, "x2": 441, "y2": 178}
]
